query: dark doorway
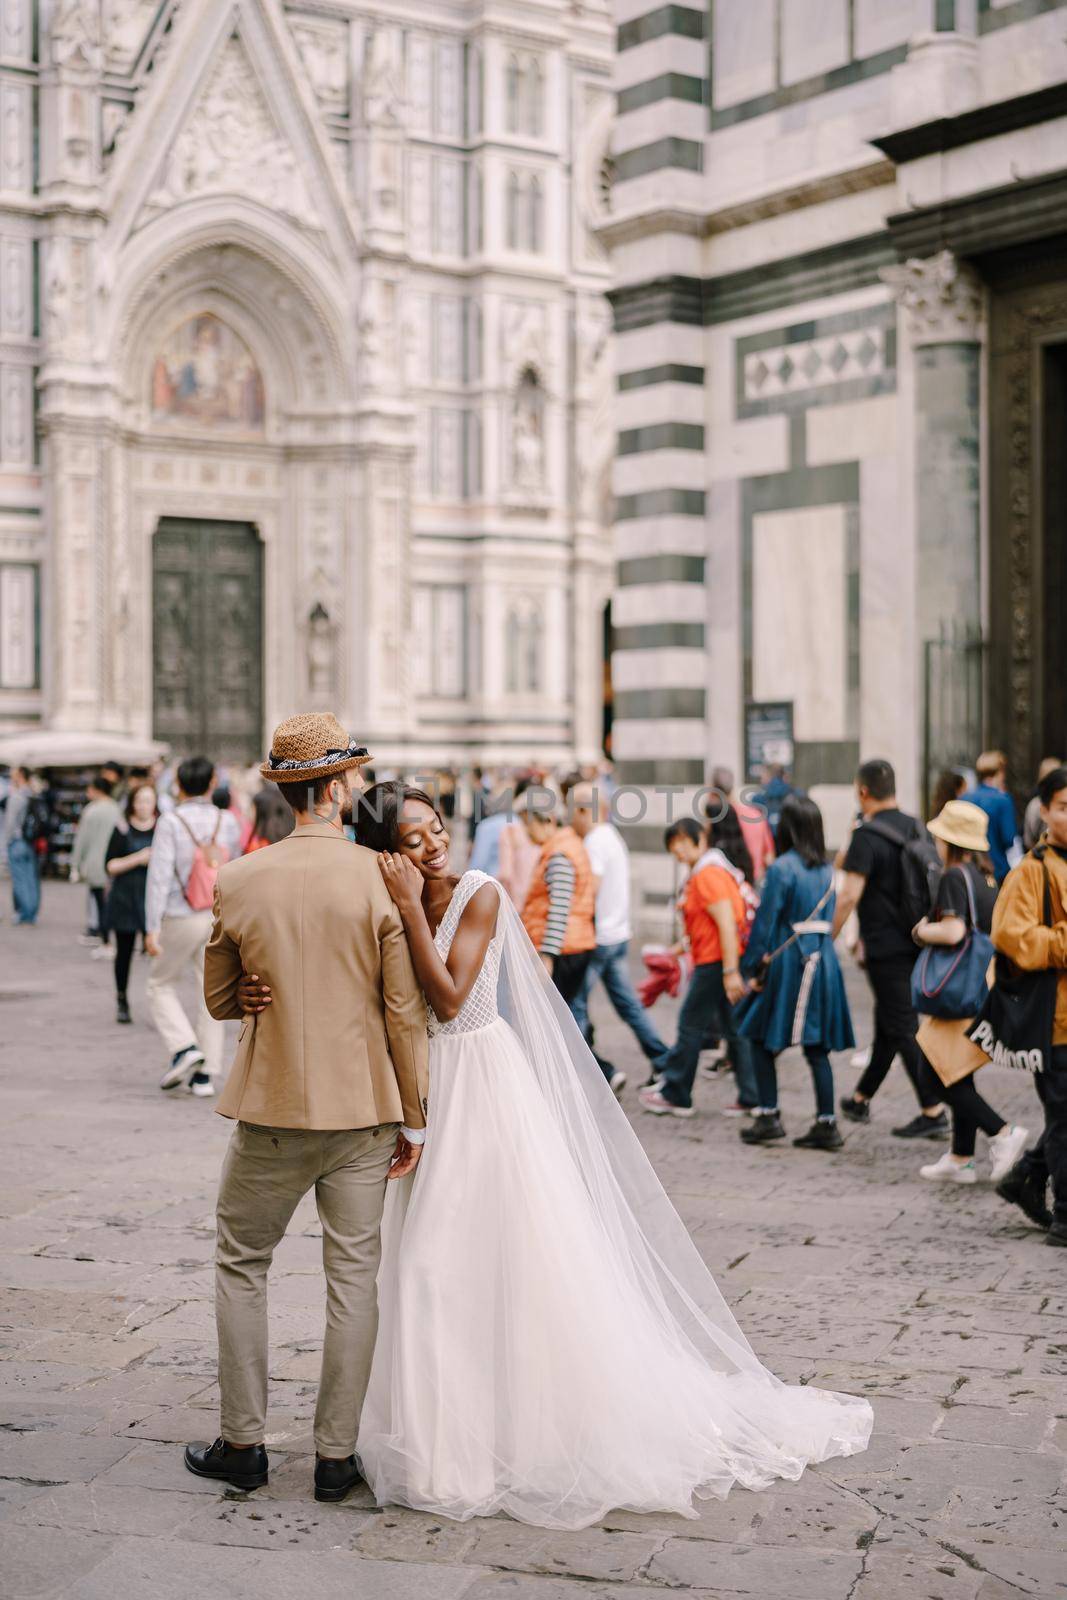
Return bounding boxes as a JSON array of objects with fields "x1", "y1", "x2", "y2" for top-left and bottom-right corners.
[
  {"x1": 1040, "y1": 339, "x2": 1067, "y2": 764},
  {"x1": 987, "y1": 252, "x2": 1067, "y2": 787},
  {"x1": 152, "y1": 519, "x2": 263, "y2": 766}
]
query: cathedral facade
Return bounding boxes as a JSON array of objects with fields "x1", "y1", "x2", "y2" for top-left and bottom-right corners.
[{"x1": 0, "y1": 0, "x2": 615, "y2": 769}]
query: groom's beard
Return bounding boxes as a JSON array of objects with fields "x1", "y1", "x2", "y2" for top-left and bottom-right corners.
[{"x1": 339, "y1": 796, "x2": 354, "y2": 827}]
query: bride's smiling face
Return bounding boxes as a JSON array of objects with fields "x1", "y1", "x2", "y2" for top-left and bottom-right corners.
[{"x1": 395, "y1": 797, "x2": 451, "y2": 879}]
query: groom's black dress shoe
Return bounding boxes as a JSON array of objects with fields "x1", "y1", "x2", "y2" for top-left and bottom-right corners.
[
  {"x1": 184, "y1": 1438, "x2": 268, "y2": 1489},
  {"x1": 314, "y1": 1454, "x2": 362, "y2": 1502}
]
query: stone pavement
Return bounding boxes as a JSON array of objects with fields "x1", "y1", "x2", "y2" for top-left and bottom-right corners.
[{"x1": 0, "y1": 880, "x2": 1064, "y2": 1600}]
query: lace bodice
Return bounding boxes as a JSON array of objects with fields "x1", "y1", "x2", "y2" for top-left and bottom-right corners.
[{"x1": 427, "y1": 870, "x2": 504, "y2": 1038}]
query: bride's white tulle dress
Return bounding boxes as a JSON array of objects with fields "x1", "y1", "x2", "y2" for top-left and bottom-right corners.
[{"x1": 358, "y1": 871, "x2": 872, "y2": 1530}]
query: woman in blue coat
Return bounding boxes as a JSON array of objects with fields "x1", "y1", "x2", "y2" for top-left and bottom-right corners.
[{"x1": 735, "y1": 794, "x2": 854, "y2": 1151}]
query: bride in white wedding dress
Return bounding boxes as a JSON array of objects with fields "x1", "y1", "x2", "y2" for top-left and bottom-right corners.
[{"x1": 354, "y1": 783, "x2": 872, "y2": 1532}]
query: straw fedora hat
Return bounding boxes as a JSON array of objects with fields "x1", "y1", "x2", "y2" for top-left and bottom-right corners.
[
  {"x1": 928, "y1": 799, "x2": 990, "y2": 855},
  {"x1": 260, "y1": 713, "x2": 372, "y2": 785}
]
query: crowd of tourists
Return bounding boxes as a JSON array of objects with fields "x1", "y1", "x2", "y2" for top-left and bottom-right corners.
[{"x1": 3, "y1": 743, "x2": 1064, "y2": 1245}]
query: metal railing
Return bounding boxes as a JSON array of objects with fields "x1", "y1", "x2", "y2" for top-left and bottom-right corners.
[{"x1": 922, "y1": 620, "x2": 986, "y2": 819}]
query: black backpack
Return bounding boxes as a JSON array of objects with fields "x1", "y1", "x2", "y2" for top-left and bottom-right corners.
[
  {"x1": 862, "y1": 816, "x2": 942, "y2": 931},
  {"x1": 21, "y1": 795, "x2": 50, "y2": 846}
]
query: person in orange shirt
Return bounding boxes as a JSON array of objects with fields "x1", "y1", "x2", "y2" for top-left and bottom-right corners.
[{"x1": 639, "y1": 819, "x2": 749, "y2": 1119}]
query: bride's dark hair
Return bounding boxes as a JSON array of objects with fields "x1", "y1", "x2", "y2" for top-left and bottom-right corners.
[{"x1": 355, "y1": 781, "x2": 441, "y2": 853}]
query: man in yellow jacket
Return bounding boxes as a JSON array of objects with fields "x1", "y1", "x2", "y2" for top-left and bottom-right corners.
[{"x1": 990, "y1": 765, "x2": 1067, "y2": 1245}]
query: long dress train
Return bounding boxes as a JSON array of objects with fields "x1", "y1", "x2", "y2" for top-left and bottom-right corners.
[{"x1": 358, "y1": 871, "x2": 872, "y2": 1530}]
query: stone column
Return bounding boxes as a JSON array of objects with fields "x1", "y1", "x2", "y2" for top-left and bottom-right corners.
[
  {"x1": 37, "y1": 0, "x2": 111, "y2": 731},
  {"x1": 882, "y1": 250, "x2": 984, "y2": 651}
]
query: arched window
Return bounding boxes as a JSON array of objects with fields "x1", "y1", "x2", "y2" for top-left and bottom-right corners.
[
  {"x1": 506, "y1": 170, "x2": 521, "y2": 249},
  {"x1": 524, "y1": 607, "x2": 543, "y2": 693},
  {"x1": 505, "y1": 54, "x2": 521, "y2": 134},
  {"x1": 525, "y1": 57, "x2": 543, "y2": 137},
  {"x1": 528, "y1": 175, "x2": 543, "y2": 253},
  {"x1": 505, "y1": 607, "x2": 521, "y2": 694}
]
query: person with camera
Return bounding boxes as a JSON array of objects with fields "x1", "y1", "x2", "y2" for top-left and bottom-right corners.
[{"x1": 733, "y1": 794, "x2": 853, "y2": 1150}]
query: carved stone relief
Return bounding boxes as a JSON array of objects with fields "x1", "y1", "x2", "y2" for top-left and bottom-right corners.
[
  {"x1": 358, "y1": 275, "x2": 402, "y2": 393},
  {"x1": 291, "y1": 16, "x2": 349, "y2": 115},
  {"x1": 0, "y1": 236, "x2": 31, "y2": 338},
  {"x1": 1, "y1": 0, "x2": 32, "y2": 63},
  {"x1": 574, "y1": 85, "x2": 613, "y2": 263},
  {"x1": 102, "y1": 0, "x2": 157, "y2": 73},
  {"x1": 0, "y1": 364, "x2": 33, "y2": 465},
  {"x1": 360, "y1": 26, "x2": 404, "y2": 129},
  {"x1": 48, "y1": 0, "x2": 103, "y2": 72},
  {"x1": 998, "y1": 290, "x2": 1067, "y2": 785},
  {"x1": 881, "y1": 250, "x2": 985, "y2": 346},
  {"x1": 149, "y1": 38, "x2": 319, "y2": 230},
  {"x1": 0, "y1": 80, "x2": 32, "y2": 193},
  {"x1": 501, "y1": 298, "x2": 549, "y2": 380}
]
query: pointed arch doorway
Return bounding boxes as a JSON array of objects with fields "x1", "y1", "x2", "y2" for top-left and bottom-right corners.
[{"x1": 152, "y1": 517, "x2": 263, "y2": 765}]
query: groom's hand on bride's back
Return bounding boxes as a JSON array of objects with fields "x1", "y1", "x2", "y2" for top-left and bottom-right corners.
[{"x1": 237, "y1": 971, "x2": 272, "y2": 1013}]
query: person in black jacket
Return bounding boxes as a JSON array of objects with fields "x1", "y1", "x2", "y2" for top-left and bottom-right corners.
[
  {"x1": 104, "y1": 784, "x2": 158, "y2": 1025},
  {"x1": 831, "y1": 758, "x2": 947, "y2": 1139}
]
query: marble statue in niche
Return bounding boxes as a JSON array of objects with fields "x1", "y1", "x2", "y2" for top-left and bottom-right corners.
[
  {"x1": 512, "y1": 367, "x2": 545, "y2": 494},
  {"x1": 150, "y1": 313, "x2": 265, "y2": 429},
  {"x1": 306, "y1": 602, "x2": 337, "y2": 700}
]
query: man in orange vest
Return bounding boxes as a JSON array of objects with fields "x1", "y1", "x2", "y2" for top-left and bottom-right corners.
[{"x1": 517, "y1": 790, "x2": 621, "y2": 1090}]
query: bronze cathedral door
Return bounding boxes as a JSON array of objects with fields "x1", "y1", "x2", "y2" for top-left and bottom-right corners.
[{"x1": 152, "y1": 519, "x2": 264, "y2": 766}]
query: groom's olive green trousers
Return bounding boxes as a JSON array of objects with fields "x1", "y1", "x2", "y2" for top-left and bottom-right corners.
[{"x1": 215, "y1": 1120, "x2": 399, "y2": 1456}]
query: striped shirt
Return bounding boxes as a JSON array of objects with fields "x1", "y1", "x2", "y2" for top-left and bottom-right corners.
[{"x1": 541, "y1": 852, "x2": 576, "y2": 957}]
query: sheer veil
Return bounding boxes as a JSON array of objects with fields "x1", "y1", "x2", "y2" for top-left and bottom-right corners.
[
  {"x1": 492, "y1": 885, "x2": 871, "y2": 1458},
  {"x1": 494, "y1": 888, "x2": 762, "y2": 1375}
]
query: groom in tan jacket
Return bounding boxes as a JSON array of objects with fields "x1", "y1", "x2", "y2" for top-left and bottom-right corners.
[{"x1": 184, "y1": 714, "x2": 429, "y2": 1503}]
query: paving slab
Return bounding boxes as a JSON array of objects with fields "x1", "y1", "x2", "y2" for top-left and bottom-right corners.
[
  {"x1": 59, "y1": 1536, "x2": 487, "y2": 1600},
  {"x1": 0, "y1": 884, "x2": 1061, "y2": 1598}
]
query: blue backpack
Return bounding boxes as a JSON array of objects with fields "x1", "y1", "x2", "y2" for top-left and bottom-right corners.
[{"x1": 911, "y1": 867, "x2": 993, "y2": 1020}]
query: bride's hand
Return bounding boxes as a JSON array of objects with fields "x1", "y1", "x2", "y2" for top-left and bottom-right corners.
[
  {"x1": 379, "y1": 851, "x2": 424, "y2": 916},
  {"x1": 237, "y1": 971, "x2": 272, "y2": 1013}
]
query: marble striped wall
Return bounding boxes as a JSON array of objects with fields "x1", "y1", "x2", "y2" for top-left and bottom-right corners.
[{"x1": 610, "y1": 4, "x2": 710, "y2": 794}]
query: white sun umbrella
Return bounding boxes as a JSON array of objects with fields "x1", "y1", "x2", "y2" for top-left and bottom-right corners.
[{"x1": 0, "y1": 729, "x2": 170, "y2": 770}]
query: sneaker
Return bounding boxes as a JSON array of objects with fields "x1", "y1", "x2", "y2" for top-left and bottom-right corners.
[
  {"x1": 638, "y1": 1086, "x2": 695, "y2": 1119},
  {"x1": 850, "y1": 1046, "x2": 872, "y2": 1070},
  {"x1": 189, "y1": 1072, "x2": 215, "y2": 1098},
  {"x1": 116, "y1": 996, "x2": 131, "y2": 1025},
  {"x1": 609, "y1": 1069, "x2": 627, "y2": 1097},
  {"x1": 839, "y1": 1095, "x2": 870, "y2": 1124},
  {"x1": 90, "y1": 944, "x2": 115, "y2": 961},
  {"x1": 921, "y1": 1152, "x2": 977, "y2": 1184},
  {"x1": 720, "y1": 1101, "x2": 746, "y2": 1118},
  {"x1": 892, "y1": 1111, "x2": 949, "y2": 1140},
  {"x1": 740, "y1": 1112, "x2": 786, "y2": 1145},
  {"x1": 995, "y1": 1165, "x2": 1052, "y2": 1230},
  {"x1": 643, "y1": 1073, "x2": 665, "y2": 1091},
  {"x1": 77, "y1": 933, "x2": 99, "y2": 947},
  {"x1": 793, "y1": 1119, "x2": 844, "y2": 1151},
  {"x1": 160, "y1": 1045, "x2": 205, "y2": 1092},
  {"x1": 988, "y1": 1125, "x2": 1030, "y2": 1185}
]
